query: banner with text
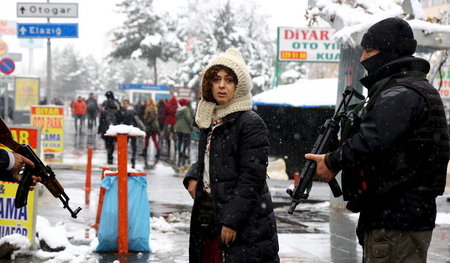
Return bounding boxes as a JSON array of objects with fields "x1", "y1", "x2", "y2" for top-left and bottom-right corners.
[
  {"x1": 0, "y1": 181, "x2": 36, "y2": 244},
  {"x1": 0, "y1": 126, "x2": 41, "y2": 158},
  {"x1": 30, "y1": 106, "x2": 64, "y2": 162},
  {"x1": 15, "y1": 77, "x2": 39, "y2": 111},
  {"x1": 277, "y1": 27, "x2": 340, "y2": 63},
  {"x1": 434, "y1": 64, "x2": 450, "y2": 99}
]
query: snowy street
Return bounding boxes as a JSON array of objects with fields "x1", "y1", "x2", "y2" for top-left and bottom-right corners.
[
  {"x1": 1, "y1": 113, "x2": 448, "y2": 263},
  {"x1": 0, "y1": 0, "x2": 449, "y2": 262}
]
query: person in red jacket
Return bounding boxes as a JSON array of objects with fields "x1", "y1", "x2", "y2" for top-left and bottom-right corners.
[
  {"x1": 162, "y1": 96, "x2": 178, "y2": 157},
  {"x1": 72, "y1": 96, "x2": 87, "y2": 134}
]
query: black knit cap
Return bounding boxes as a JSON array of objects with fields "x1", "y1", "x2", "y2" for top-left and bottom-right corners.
[{"x1": 361, "y1": 17, "x2": 417, "y2": 55}]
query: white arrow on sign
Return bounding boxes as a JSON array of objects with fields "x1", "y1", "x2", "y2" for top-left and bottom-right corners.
[
  {"x1": 19, "y1": 26, "x2": 27, "y2": 35},
  {"x1": 17, "y1": 2, "x2": 78, "y2": 18}
]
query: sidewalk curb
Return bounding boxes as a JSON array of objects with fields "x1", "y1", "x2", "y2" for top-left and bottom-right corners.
[{"x1": 49, "y1": 163, "x2": 116, "y2": 171}]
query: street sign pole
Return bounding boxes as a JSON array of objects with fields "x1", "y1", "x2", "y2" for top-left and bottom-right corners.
[
  {"x1": 17, "y1": 1, "x2": 79, "y2": 102},
  {"x1": 47, "y1": 36, "x2": 51, "y2": 101},
  {"x1": 46, "y1": 0, "x2": 52, "y2": 102}
]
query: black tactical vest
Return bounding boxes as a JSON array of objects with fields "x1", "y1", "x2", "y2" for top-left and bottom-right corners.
[
  {"x1": 387, "y1": 77, "x2": 449, "y2": 195},
  {"x1": 343, "y1": 76, "x2": 449, "y2": 212}
]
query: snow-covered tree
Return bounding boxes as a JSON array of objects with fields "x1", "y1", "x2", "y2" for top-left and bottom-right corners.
[
  {"x1": 214, "y1": 1, "x2": 240, "y2": 52},
  {"x1": 234, "y1": 1, "x2": 275, "y2": 94},
  {"x1": 110, "y1": 0, "x2": 183, "y2": 84},
  {"x1": 52, "y1": 45, "x2": 89, "y2": 100},
  {"x1": 306, "y1": 0, "x2": 450, "y2": 84},
  {"x1": 174, "y1": 0, "x2": 275, "y2": 95},
  {"x1": 108, "y1": 0, "x2": 278, "y2": 94},
  {"x1": 83, "y1": 55, "x2": 104, "y2": 91}
]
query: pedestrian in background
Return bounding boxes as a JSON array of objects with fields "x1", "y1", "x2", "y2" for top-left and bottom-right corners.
[
  {"x1": 0, "y1": 95, "x2": 13, "y2": 120},
  {"x1": 157, "y1": 99, "x2": 167, "y2": 133},
  {"x1": 183, "y1": 48, "x2": 279, "y2": 262},
  {"x1": 39, "y1": 97, "x2": 48, "y2": 105},
  {"x1": 306, "y1": 17, "x2": 449, "y2": 263},
  {"x1": 162, "y1": 96, "x2": 178, "y2": 157},
  {"x1": 52, "y1": 97, "x2": 64, "y2": 105},
  {"x1": 141, "y1": 97, "x2": 161, "y2": 160},
  {"x1": 71, "y1": 96, "x2": 87, "y2": 134},
  {"x1": 86, "y1": 93, "x2": 99, "y2": 131},
  {"x1": 121, "y1": 99, "x2": 144, "y2": 168},
  {"x1": 174, "y1": 99, "x2": 193, "y2": 163},
  {"x1": 98, "y1": 91, "x2": 122, "y2": 165},
  {"x1": 134, "y1": 100, "x2": 145, "y2": 122}
]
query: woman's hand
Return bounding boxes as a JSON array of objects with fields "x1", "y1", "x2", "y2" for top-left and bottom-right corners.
[
  {"x1": 187, "y1": 179, "x2": 197, "y2": 199},
  {"x1": 221, "y1": 226, "x2": 237, "y2": 244}
]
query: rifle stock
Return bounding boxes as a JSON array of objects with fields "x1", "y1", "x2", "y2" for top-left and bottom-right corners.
[
  {"x1": 287, "y1": 86, "x2": 364, "y2": 214},
  {"x1": 0, "y1": 117, "x2": 81, "y2": 218}
]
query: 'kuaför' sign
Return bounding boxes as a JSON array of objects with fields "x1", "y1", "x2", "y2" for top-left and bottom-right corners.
[{"x1": 277, "y1": 27, "x2": 341, "y2": 63}]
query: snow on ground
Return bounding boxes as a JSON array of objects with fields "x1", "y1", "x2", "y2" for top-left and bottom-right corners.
[
  {"x1": 0, "y1": 212, "x2": 190, "y2": 262},
  {"x1": 0, "y1": 198, "x2": 448, "y2": 262},
  {"x1": 436, "y1": 213, "x2": 450, "y2": 226},
  {"x1": 149, "y1": 213, "x2": 190, "y2": 256},
  {"x1": 0, "y1": 234, "x2": 30, "y2": 250}
]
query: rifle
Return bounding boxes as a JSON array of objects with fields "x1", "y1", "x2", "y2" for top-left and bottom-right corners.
[
  {"x1": 286, "y1": 86, "x2": 365, "y2": 214},
  {"x1": 0, "y1": 117, "x2": 82, "y2": 219}
]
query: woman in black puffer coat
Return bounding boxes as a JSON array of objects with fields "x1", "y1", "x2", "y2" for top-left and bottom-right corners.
[{"x1": 183, "y1": 48, "x2": 279, "y2": 263}]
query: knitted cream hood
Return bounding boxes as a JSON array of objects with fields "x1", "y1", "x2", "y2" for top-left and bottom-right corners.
[{"x1": 195, "y1": 48, "x2": 253, "y2": 129}]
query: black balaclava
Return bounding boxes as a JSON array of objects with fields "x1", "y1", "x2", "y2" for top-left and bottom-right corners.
[
  {"x1": 360, "y1": 52, "x2": 401, "y2": 75},
  {"x1": 360, "y1": 17, "x2": 417, "y2": 75}
]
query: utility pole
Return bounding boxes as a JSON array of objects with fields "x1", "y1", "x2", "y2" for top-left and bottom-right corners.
[{"x1": 46, "y1": 0, "x2": 52, "y2": 102}]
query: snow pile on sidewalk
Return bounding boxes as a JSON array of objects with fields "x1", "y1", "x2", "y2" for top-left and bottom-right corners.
[
  {"x1": 0, "y1": 234, "x2": 30, "y2": 250},
  {"x1": 436, "y1": 213, "x2": 450, "y2": 225},
  {"x1": 0, "y1": 213, "x2": 188, "y2": 262},
  {"x1": 33, "y1": 216, "x2": 94, "y2": 262}
]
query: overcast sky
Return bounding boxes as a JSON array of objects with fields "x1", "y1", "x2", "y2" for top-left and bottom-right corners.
[{"x1": 0, "y1": 0, "x2": 307, "y2": 74}]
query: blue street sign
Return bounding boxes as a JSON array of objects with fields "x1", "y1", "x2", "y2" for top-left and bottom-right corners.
[
  {"x1": 17, "y1": 23, "x2": 78, "y2": 38},
  {"x1": 0, "y1": 58, "x2": 15, "y2": 75},
  {"x1": 118, "y1": 84, "x2": 169, "y2": 91}
]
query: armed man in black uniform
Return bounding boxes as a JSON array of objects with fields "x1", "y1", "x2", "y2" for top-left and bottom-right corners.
[{"x1": 306, "y1": 17, "x2": 449, "y2": 263}]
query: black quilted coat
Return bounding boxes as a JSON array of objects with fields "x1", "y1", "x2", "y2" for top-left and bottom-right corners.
[{"x1": 183, "y1": 110, "x2": 279, "y2": 263}]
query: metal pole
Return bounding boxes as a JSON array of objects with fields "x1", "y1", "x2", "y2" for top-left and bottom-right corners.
[
  {"x1": 47, "y1": 38, "x2": 51, "y2": 101},
  {"x1": 28, "y1": 47, "x2": 33, "y2": 75},
  {"x1": 3, "y1": 89, "x2": 7, "y2": 121},
  {"x1": 116, "y1": 134, "x2": 129, "y2": 254},
  {"x1": 46, "y1": 0, "x2": 52, "y2": 101}
]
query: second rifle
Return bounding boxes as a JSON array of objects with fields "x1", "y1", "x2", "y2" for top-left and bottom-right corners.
[{"x1": 286, "y1": 86, "x2": 365, "y2": 214}]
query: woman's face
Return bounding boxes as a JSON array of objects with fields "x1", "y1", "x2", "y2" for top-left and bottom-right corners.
[{"x1": 211, "y1": 69, "x2": 236, "y2": 105}]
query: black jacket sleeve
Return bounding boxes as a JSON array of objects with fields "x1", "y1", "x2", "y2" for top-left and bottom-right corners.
[
  {"x1": 0, "y1": 149, "x2": 11, "y2": 170},
  {"x1": 328, "y1": 86, "x2": 427, "y2": 171},
  {"x1": 183, "y1": 162, "x2": 199, "y2": 189},
  {"x1": 0, "y1": 149, "x2": 15, "y2": 182}
]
